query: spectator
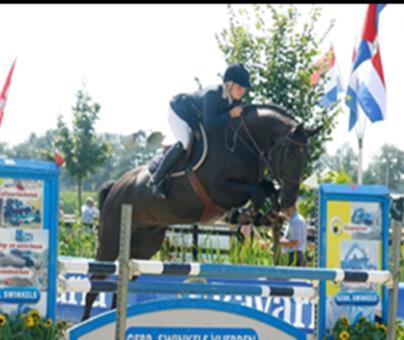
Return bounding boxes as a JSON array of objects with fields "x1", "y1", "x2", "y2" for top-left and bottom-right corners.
[
  {"x1": 238, "y1": 203, "x2": 308, "y2": 267},
  {"x1": 280, "y1": 203, "x2": 307, "y2": 266},
  {"x1": 59, "y1": 203, "x2": 65, "y2": 220},
  {"x1": 81, "y1": 197, "x2": 99, "y2": 228}
]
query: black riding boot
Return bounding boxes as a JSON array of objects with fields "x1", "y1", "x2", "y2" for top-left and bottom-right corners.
[{"x1": 148, "y1": 142, "x2": 185, "y2": 199}]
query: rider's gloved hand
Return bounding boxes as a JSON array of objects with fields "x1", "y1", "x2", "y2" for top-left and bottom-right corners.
[{"x1": 230, "y1": 107, "x2": 242, "y2": 118}]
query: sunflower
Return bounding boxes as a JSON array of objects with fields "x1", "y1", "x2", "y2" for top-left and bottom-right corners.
[
  {"x1": 341, "y1": 315, "x2": 349, "y2": 326},
  {"x1": 29, "y1": 310, "x2": 40, "y2": 319},
  {"x1": 43, "y1": 319, "x2": 52, "y2": 328},
  {"x1": 25, "y1": 316, "x2": 35, "y2": 328},
  {"x1": 0, "y1": 314, "x2": 7, "y2": 327},
  {"x1": 358, "y1": 316, "x2": 367, "y2": 323},
  {"x1": 339, "y1": 330, "x2": 350, "y2": 339}
]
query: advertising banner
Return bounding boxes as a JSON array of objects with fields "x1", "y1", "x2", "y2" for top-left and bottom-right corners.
[{"x1": 0, "y1": 228, "x2": 49, "y2": 315}]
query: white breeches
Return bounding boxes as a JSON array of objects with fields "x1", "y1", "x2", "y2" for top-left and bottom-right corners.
[{"x1": 168, "y1": 106, "x2": 192, "y2": 149}]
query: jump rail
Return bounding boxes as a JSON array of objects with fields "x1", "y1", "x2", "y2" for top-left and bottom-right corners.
[
  {"x1": 58, "y1": 276, "x2": 317, "y2": 300},
  {"x1": 58, "y1": 258, "x2": 393, "y2": 286}
]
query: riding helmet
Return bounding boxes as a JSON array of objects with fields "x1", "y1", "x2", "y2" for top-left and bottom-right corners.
[{"x1": 223, "y1": 63, "x2": 251, "y2": 88}]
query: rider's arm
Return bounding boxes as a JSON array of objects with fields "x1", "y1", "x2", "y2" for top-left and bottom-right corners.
[{"x1": 203, "y1": 90, "x2": 231, "y2": 130}]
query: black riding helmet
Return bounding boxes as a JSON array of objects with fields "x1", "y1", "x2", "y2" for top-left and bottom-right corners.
[{"x1": 223, "y1": 63, "x2": 251, "y2": 88}]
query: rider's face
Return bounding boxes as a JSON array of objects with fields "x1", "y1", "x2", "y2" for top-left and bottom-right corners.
[{"x1": 230, "y1": 83, "x2": 247, "y2": 100}]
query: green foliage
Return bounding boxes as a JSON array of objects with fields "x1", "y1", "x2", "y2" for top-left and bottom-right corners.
[
  {"x1": 58, "y1": 220, "x2": 97, "y2": 258},
  {"x1": 0, "y1": 310, "x2": 68, "y2": 339},
  {"x1": 155, "y1": 226, "x2": 316, "y2": 267},
  {"x1": 55, "y1": 87, "x2": 110, "y2": 210},
  {"x1": 60, "y1": 191, "x2": 97, "y2": 215},
  {"x1": 299, "y1": 169, "x2": 352, "y2": 220},
  {"x1": 80, "y1": 130, "x2": 163, "y2": 192},
  {"x1": 316, "y1": 142, "x2": 358, "y2": 182},
  {"x1": 5, "y1": 131, "x2": 59, "y2": 162},
  {"x1": 216, "y1": 4, "x2": 341, "y2": 177},
  {"x1": 364, "y1": 144, "x2": 404, "y2": 193},
  {"x1": 328, "y1": 315, "x2": 404, "y2": 340},
  {"x1": 56, "y1": 88, "x2": 110, "y2": 180}
]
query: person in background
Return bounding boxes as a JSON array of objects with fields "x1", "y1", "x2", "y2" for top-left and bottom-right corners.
[
  {"x1": 81, "y1": 197, "x2": 99, "y2": 228},
  {"x1": 239, "y1": 203, "x2": 307, "y2": 266},
  {"x1": 280, "y1": 203, "x2": 307, "y2": 266}
]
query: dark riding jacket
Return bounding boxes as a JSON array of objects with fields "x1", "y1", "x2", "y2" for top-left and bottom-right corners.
[{"x1": 170, "y1": 85, "x2": 241, "y2": 130}]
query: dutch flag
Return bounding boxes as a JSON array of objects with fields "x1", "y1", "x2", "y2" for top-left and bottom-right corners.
[
  {"x1": 350, "y1": 4, "x2": 386, "y2": 127},
  {"x1": 311, "y1": 46, "x2": 343, "y2": 108}
]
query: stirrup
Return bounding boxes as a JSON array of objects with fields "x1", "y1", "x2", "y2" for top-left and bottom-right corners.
[{"x1": 150, "y1": 181, "x2": 167, "y2": 200}]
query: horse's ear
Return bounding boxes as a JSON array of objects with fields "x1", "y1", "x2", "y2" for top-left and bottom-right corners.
[
  {"x1": 306, "y1": 124, "x2": 323, "y2": 138},
  {"x1": 294, "y1": 123, "x2": 305, "y2": 135}
]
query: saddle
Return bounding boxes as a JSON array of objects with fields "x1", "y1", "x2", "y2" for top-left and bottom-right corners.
[
  {"x1": 148, "y1": 127, "x2": 204, "y2": 176},
  {"x1": 148, "y1": 126, "x2": 225, "y2": 223}
]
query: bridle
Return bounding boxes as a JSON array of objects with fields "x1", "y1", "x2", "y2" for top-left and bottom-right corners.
[{"x1": 225, "y1": 115, "x2": 308, "y2": 185}]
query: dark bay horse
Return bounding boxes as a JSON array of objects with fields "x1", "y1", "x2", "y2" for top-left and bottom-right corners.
[{"x1": 81, "y1": 103, "x2": 317, "y2": 320}]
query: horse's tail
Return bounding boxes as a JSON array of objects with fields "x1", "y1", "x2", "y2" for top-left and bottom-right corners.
[{"x1": 98, "y1": 180, "x2": 115, "y2": 213}]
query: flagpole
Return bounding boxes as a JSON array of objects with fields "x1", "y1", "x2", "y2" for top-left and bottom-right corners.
[{"x1": 355, "y1": 107, "x2": 366, "y2": 185}]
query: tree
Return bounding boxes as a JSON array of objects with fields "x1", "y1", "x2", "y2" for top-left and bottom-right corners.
[
  {"x1": 83, "y1": 130, "x2": 164, "y2": 191},
  {"x1": 315, "y1": 143, "x2": 358, "y2": 182},
  {"x1": 7, "y1": 130, "x2": 58, "y2": 161},
  {"x1": 216, "y1": 4, "x2": 341, "y2": 177},
  {"x1": 55, "y1": 88, "x2": 110, "y2": 214},
  {"x1": 364, "y1": 144, "x2": 404, "y2": 193}
]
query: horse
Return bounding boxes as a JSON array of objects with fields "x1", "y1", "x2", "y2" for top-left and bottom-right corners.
[{"x1": 81, "y1": 103, "x2": 319, "y2": 320}]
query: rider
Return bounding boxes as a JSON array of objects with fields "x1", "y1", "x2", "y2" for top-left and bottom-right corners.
[{"x1": 148, "y1": 63, "x2": 252, "y2": 199}]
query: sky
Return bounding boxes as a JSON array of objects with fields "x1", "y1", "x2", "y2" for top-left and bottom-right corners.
[{"x1": 0, "y1": 4, "x2": 402, "y2": 168}]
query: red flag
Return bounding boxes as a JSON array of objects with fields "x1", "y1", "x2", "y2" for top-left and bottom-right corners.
[
  {"x1": 54, "y1": 150, "x2": 65, "y2": 166},
  {"x1": 0, "y1": 59, "x2": 17, "y2": 127}
]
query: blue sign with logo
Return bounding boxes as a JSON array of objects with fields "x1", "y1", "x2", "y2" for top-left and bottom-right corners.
[
  {"x1": 15, "y1": 229, "x2": 34, "y2": 243},
  {"x1": 0, "y1": 286, "x2": 40, "y2": 304},
  {"x1": 335, "y1": 291, "x2": 379, "y2": 306}
]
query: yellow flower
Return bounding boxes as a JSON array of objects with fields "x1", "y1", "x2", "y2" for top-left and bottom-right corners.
[
  {"x1": 25, "y1": 316, "x2": 35, "y2": 328},
  {"x1": 43, "y1": 319, "x2": 52, "y2": 328},
  {"x1": 341, "y1": 315, "x2": 349, "y2": 326},
  {"x1": 29, "y1": 309, "x2": 40, "y2": 319},
  {"x1": 339, "y1": 330, "x2": 350, "y2": 339},
  {"x1": 0, "y1": 314, "x2": 7, "y2": 327}
]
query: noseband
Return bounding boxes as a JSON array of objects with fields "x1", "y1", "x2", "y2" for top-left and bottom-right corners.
[{"x1": 225, "y1": 116, "x2": 308, "y2": 185}]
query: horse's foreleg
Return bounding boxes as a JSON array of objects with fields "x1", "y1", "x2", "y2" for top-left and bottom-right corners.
[{"x1": 259, "y1": 179, "x2": 280, "y2": 210}]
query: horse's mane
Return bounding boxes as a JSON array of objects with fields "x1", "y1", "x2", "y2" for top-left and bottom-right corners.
[{"x1": 243, "y1": 103, "x2": 299, "y2": 125}]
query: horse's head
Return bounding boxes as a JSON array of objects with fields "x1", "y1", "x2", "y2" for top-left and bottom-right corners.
[
  {"x1": 241, "y1": 104, "x2": 319, "y2": 210},
  {"x1": 268, "y1": 123, "x2": 311, "y2": 210}
]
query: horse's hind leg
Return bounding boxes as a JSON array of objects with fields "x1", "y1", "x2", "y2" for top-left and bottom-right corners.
[
  {"x1": 110, "y1": 225, "x2": 168, "y2": 310},
  {"x1": 81, "y1": 226, "x2": 122, "y2": 321},
  {"x1": 81, "y1": 273, "x2": 108, "y2": 321}
]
